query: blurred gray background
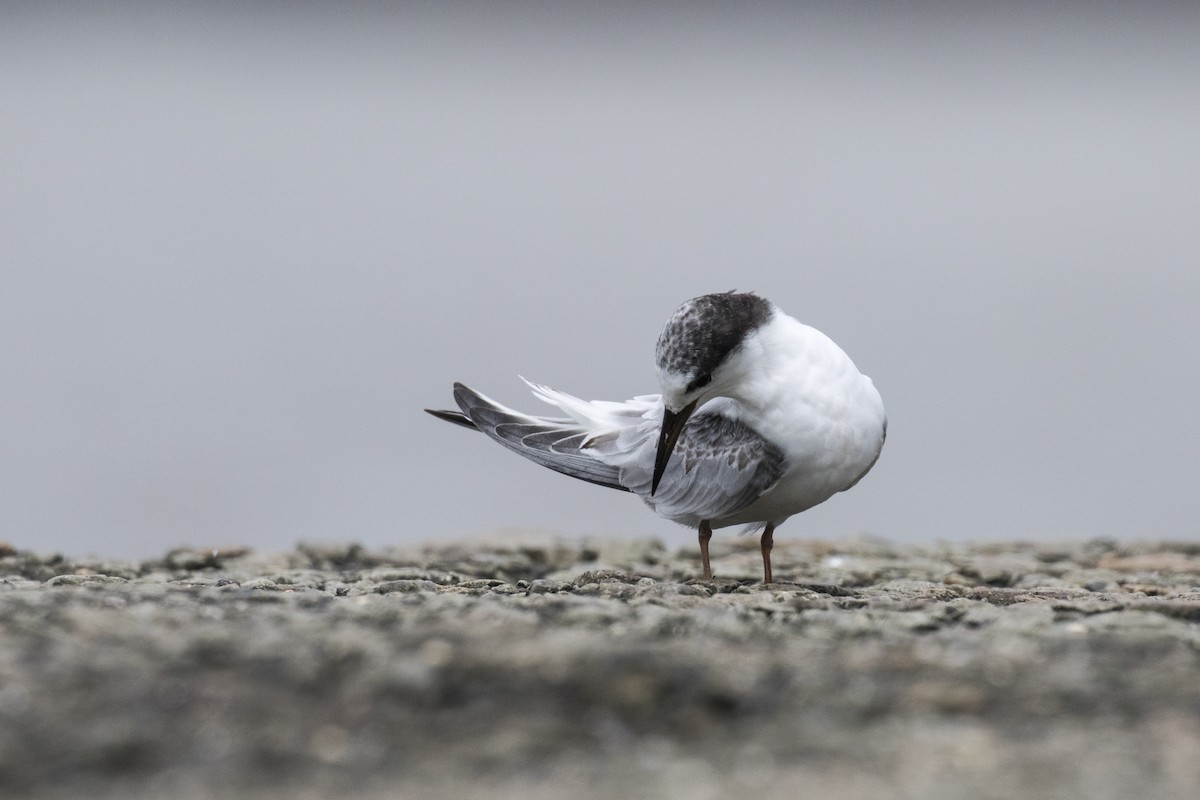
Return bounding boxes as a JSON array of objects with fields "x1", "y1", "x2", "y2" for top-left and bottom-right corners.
[{"x1": 2, "y1": 2, "x2": 1197, "y2": 558}]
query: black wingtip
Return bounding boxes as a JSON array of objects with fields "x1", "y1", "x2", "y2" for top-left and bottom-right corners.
[{"x1": 424, "y1": 407, "x2": 478, "y2": 430}]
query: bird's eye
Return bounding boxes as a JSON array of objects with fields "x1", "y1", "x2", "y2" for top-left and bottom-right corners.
[{"x1": 685, "y1": 373, "x2": 712, "y2": 394}]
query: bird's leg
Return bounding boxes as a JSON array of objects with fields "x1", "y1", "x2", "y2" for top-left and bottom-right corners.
[
  {"x1": 760, "y1": 523, "x2": 775, "y2": 584},
  {"x1": 698, "y1": 520, "x2": 713, "y2": 579}
]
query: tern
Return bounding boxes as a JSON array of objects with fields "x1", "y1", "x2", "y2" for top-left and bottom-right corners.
[{"x1": 425, "y1": 292, "x2": 886, "y2": 583}]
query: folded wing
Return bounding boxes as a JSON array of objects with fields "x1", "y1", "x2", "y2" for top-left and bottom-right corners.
[{"x1": 593, "y1": 400, "x2": 788, "y2": 525}]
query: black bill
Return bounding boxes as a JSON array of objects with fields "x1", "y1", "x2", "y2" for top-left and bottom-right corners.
[{"x1": 651, "y1": 398, "x2": 698, "y2": 495}]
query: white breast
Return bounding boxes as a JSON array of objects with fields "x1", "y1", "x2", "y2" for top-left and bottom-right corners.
[{"x1": 710, "y1": 312, "x2": 886, "y2": 528}]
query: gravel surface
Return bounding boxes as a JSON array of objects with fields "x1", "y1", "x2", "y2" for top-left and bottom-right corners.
[{"x1": 1, "y1": 534, "x2": 1198, "y2": 800}]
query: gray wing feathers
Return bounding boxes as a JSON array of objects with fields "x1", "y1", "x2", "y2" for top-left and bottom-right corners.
[
  {"x1": 646, "y1": 412, "x2": 786, "y2": 523},
  {"x1": 580, "y1": 402, "x2": 788, "y2": 524},
  {"x1": 448, "y1": 383, "x2": 630, "y2": 492}
]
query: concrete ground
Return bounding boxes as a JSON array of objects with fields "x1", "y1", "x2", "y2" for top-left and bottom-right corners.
[{"x1": 1, "y1": 534, "x2": 1197, "y2": 799}]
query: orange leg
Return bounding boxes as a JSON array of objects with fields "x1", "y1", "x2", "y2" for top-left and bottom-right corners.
[
  {"x1": 698, "y1": 520, "x2": 713, "y2": 579},
  {"x1": 760, "y1": 523, "x2": 775, "y2": 584}
]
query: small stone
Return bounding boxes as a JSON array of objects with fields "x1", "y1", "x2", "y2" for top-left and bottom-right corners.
[
  {"x1": 572, "y1": 569, "x2": 641, "y2": 587},
  {"x1": 528, "y1": 580, "x2": 571, "y2": 594},
  {"x1": 1098, "y1": 552, "x2": 1200, "y2": 574},
  {"x1": 45, "y1": 574, "x2": 128, "y2": 587},
  {"x1": 376, "y1": 579, "x2": 438, "y2": 594},
  {"x1": 456, "y1": 578, "x2": 509, "y2": 589},
  {"x1": 239, "y1": 577, "x2": 278, "y2": 590},
  {"x1": 1084, "y1": 578, "x2": 1117, "y2": 593}
]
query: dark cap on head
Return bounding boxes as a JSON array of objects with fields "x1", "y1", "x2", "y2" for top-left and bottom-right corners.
[{"x1": 655, "y1": 292, "x2": 773, "y2": 392}]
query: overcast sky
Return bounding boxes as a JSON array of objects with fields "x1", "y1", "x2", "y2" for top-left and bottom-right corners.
[{"x1": 3, "y1": 3, "x2": 1198, "y2": 558}]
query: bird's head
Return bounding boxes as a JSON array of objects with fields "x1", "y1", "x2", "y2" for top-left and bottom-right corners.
[{"x1": 650, "y1": 291, "x2": 774, "y2": 494}]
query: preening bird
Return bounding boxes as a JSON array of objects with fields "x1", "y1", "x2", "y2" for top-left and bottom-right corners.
[{"x1": 425, "y1": 292, "x2": 886, "y2": 583}]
